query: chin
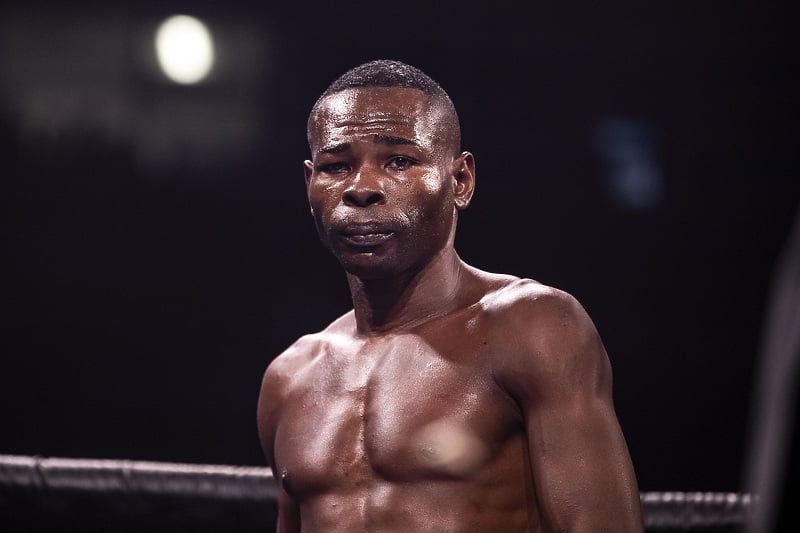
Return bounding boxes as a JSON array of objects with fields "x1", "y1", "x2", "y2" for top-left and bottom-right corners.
[{"x1": 337, "y1": 254, "x2": 404, "y2": 280}]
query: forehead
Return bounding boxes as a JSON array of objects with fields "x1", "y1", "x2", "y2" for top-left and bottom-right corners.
[{"x1": 308, "y1": 87, "x2": 445, "y2": 152}]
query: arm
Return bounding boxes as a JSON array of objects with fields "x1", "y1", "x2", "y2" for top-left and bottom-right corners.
[
  {"x1": 257, "y1": 356, "x2": 302, "y2": 533},
  {"x1": 500, "y1": 287, "x2": 643, "y2": 532}
]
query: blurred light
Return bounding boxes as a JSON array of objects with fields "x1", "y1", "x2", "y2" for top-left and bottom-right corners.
[
  {"x1": 591, "y1": 117, "x2": 664, "y2": 210},
  {"x1": 155, "y1": 15, "x2": 215, "y2": 85}
]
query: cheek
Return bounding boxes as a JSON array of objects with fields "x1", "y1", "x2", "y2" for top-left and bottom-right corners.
[
  {"x1": 308, "y1": 182, "x2": 338, "y2": 212},
  {"x1": 307, "y1": 185, "x2": 337, "y2": 238},
  {"x1": 416, "y1": 165, "x2": 453, "y2": 201},
  {"x1": 416, "y1": 175, "x2": 452, "y2": 218},
  {"x1": 402, "y1": 179, "x2": 453, "y2": 242}
]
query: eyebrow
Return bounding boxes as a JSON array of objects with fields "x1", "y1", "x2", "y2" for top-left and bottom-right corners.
[
  {"x1": 372, "y1": 134, "x2": 419, "y2": 147},
  {"x1": 318, "y1": 135, "x2": 420, "y2": 155},
  {"x1": 319, "y1": 143, "x2": 350, "y2": 154}
]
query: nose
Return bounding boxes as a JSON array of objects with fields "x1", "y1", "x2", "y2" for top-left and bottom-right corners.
[{"x1": 342, "y1": 167, "x2": 386, "y2": 207}]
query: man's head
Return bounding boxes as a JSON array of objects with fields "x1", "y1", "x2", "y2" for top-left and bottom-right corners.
[
  {"x1": 308, "y1": 60, "x2": 461, "y2": 157},
  {"x1": 304, "y1": 60, "x2": 475, "y2": 279}
]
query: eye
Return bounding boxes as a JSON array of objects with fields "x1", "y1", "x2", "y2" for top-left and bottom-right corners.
[
  {"x1": 316, "y1": 162, "x2": 349, "y2": 174},
  {"x1": 388, "y1": 156, "x2": 415, "y2": 171}
]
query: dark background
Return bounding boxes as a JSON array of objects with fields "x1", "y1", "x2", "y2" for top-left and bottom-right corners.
[{"x1": 1, "y1": 1, "x2": 797, "y2": 530}]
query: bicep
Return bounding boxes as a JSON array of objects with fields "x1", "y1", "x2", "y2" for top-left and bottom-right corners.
[
  {"x1": 258, "y1": 372, "x2": 302, "y2": 533},
  {"x1": 257, "y1": 350, "x2": 298, "y2": 465},
  {"x1": 501, "y1": 289, "x2": 642, "y2": 531},
  {"x1": 256, "y1": 366, "x2": 279, "y2": 465},
  {"x1": 257, "y1": 353, "x2": 304, "y2": 532},
  {"x1": 526, "y1": 386, "x2": 642, "y2": 531}
]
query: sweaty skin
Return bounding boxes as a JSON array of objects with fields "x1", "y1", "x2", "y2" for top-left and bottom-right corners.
[{"x1": 258, "y1": 87, "x2": 644, "y2": 532}]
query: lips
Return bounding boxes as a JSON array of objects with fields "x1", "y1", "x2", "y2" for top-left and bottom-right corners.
[{"x1": 337, "y1": 223, "x2": 395, "y2": 248}]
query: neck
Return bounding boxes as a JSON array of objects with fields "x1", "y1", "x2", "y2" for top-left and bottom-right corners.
[{"x1": 346, "y1": 247, "x2": 467, "y2": 335}]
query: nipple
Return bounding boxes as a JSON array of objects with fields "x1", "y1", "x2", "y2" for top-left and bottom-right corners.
[
  {"x1": 280, "y1": 469, "x2": 290, "y2": 488},
  {"x1": 414, "y1": 418, "x2": 488, "y2": 475}
]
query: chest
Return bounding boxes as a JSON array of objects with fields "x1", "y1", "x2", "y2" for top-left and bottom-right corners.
[{"x1": 273, "y1": 333, "x2": 521, "y2": 497}]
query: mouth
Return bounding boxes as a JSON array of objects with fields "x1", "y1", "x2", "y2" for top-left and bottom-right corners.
[{"x1": 338, "y1": 223, "x2": 395, "y2": 247}]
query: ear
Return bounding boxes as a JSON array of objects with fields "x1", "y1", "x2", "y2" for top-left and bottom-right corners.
[
  {"x1": 452, "y1": 151, "x2": 476, "y2": 210},
  {"x1": 303, "y1": 160, "x2": 314, "y2": 189},
  {"x1": 303, "y1": 160, "x2": 315, "y2": 216}
]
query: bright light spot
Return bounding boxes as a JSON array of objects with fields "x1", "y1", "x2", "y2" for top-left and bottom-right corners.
[{"x1": 155, "y1": 15, "x2": 215, "y2": 85}]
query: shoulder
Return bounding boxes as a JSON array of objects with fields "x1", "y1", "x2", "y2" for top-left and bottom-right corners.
[
  {"x1": 464, "y1": 269, "x2": 599, "y2": 348},
  {"x1": 257, "y1": 311, "x2": 355, "y2": 450},
  {"x1": 261, "y1": 310, "x2": 355, "y2": 396},
  {"x1": 260, "y1": 334, "x2": 318, "y2": 395},
  {"x1": 484, "y1": 279, "x2": 611, "y2": 404},
  {"x1": 506, "y1": 280, "x2": 595, "y2": 336},
  {"x1": 480, "y1": 277, "x2": 591, "y2": 333},
  {"x1": 256, "y1": 335, "x2": 316, "y2": 447}
]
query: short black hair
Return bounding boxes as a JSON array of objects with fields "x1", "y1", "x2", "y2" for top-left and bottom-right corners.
[
  {"x1": 319, "y1": 60, "x2": 450, "y2": 102},
  {"x1": 310, "y1": 60, "x2": 461, "y2": 153}
]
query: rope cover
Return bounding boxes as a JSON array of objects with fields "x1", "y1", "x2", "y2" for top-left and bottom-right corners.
[{"x1": 0, "y1": 454, "x2": 754, "y2": 529}]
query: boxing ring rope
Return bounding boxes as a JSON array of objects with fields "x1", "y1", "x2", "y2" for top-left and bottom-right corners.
[{"x1": 0, "y1": 454, "x2": 754, "y2": 530}]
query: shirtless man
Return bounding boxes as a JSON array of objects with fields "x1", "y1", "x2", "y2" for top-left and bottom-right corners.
[{"x1": 257, "y1": 60, "x2": 643, "y2": 532}]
